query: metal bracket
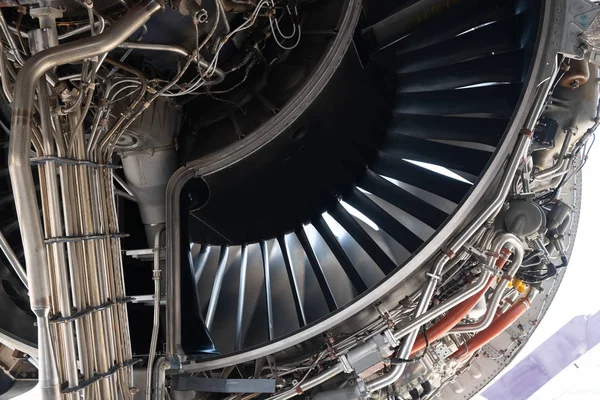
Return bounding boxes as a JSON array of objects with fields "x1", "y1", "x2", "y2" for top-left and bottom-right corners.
[
  {"x1": 383, "y1": 329, "x2": 399, "y2": 348},
  {"x1": 339, "y1": 355, "x2": 354, "y2": 374},
  {"x1": 374, "y1": 303, "x2": 394, "y2": 328},
  {"x1": 464, "y1": 243, "x2": 488, "y2": 263}
]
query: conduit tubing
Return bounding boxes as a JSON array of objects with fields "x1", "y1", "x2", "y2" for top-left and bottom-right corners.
[
  {"x1": 410, "y1": 247, "x2": 513, "y2": 356},
  {"x1": 451, "y1": 238, "x2": 524, "y2": 334},
  {"x1": 7, "y1": 1, "x2": 162, "y2": 397},
  {"x1": 450, "y1": 291, "x2": 536, "y2": 361},
  {"x1": 146, "y1": 225, "x2": 165, "y2": 400},
  {"x1": 366, "y1": 67, "x2": 556, "y2": 392}
]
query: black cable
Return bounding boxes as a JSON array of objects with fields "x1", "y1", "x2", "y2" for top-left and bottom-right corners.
[{"x1": 389, "y1": 326, "x2": 429, "y2": 364}]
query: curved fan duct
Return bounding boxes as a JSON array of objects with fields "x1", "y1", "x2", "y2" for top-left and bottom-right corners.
[{"x1": 175, "y1": 0, "x2": 541, "y2": 359}]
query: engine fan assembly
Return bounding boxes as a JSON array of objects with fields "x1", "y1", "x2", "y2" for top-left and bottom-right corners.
[{"x1": 0, "y1": 0, "x2": 596, "y2": 399}]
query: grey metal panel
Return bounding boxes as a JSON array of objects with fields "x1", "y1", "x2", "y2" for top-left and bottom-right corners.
[{"x1": 172, "y1": 376, "x2": 276, "y2": 393}]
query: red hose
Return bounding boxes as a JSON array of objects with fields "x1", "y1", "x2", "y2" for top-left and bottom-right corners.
[
  {"x1": 409, "y1": 248, "x2": 512, "y2": 357},
  {"x1": 450, "y1": 297, "x2": 531, "y2": 361}
]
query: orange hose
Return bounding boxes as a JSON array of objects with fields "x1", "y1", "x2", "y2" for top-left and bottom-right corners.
[
  {"x1": 409, "y1": 248, "x2": 512, "y2": 357},
  {"x1": 450, "y1": 297, "x2": 531, "y2": 361}
]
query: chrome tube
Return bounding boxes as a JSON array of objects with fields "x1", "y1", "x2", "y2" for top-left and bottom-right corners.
[
  {"x1": 268, "y1": 364, "x2": 345, "y2": 400},
  {"x1": 152, "y1": 357, "x2": 172, "y2": 400},
  {"x1": 369, "y1": 233, "x2": 521, "y2": 392},
  {"x1": 37, "y1": 82, "x2": 80, "y2": 397},
  {"x1": 368, "y1": 252, "x2": 452, "y2": 392},
  {"x1": 114, "y1": 173, "x2": 136, "y2": 198},
  {"x1": 117, "y1": 41, "x2": 226, "y2": 82},
  {"x1": 8, "y1": 1, "x2": 162, "y2": 398},
  {"x1": 166, "y1": 167, "x2": 196, "y2": 357},
  {"x1": 146, "y1": 225, "x2": 165, "y2": 400},
  {"x1": 119, "y1": 41, "x2": 190, "y2": 57},
  {"x1": 450, "y1": 236, "x2": 524, "y2": 334}
]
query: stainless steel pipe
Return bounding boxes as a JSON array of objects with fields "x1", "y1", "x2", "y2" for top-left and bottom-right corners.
[
  {"x1": 450, "y1": 236, "x2": 525, "y2": 334},
  {"x1": 8, "y1": 1, "x2": 162, "y2": 398},
  {"x1": 146, "y1": 225, "x2": 165, "y2": 400},
  {"x1": 117, "y1": 41, "x2": 226, "y2": 83},
  {"x1": 363, "y1": 67, "x2": 559, "y2": 392}
]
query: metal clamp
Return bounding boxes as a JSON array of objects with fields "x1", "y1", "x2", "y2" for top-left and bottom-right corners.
[
  {"x1": 338, "y1": 355, "x2": 354, "y2": 374},
  {"x1": 425, "y1": 272, "x2": 441, "y2": 281},
  {"x1": 464, "y1": 243, "x2": 488, "y2": 263},
  {"x1": 49, "y1": 297, "x2": 134, "y2": 324},
  {"x1": 30, "y1": 155, "x2": 121, "y2": 169},
  {"x1": 383, "y1": 329, "x2": 399, "y2": 348},
  {"x1": 61, "y1": 358, "x2": 142, "y2": 394},
  {"x1": 44, "y1": 232, "x2": 128, "y2": 245}
]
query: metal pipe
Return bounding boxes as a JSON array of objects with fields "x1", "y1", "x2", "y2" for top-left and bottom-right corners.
[
  {"x1": 117, "y1": 41, "x2": 226, "y2": 82},
  {"x1": 37, "y1": 82, "x2": 80, "y2": 397},
  {"x1": 367, "y1": 250, "x2": 452, "y2": 392},
  {"x1": 146, "y1": 225, "x2": 165, "y2": 400},
  {"x1": 0, "y1": 9, "x2": 25, "y2": 66},
  {"x1": 451, "y1": 237, "x2": 525, "y2": 334},
  {"x1": 392, "y1": 234, "x2": 522, "y2": 342},
  {"x1": 166, "y1": 168, "x2": 196, "y2": 357},
  {"x1": 205, "y1": 246, "x2": 230, "y2": 330},
  {"x1": 8, "y1": 2, "x2": 162, "y2": 397},
  {"x1": 119, "y1": 41, "x2": 190, "y2": 57},
  {"x1": 268, "y1": 364, "x2": 345, "y2": 400},
  {"x1": 0, "y1": 230, "x2": 28, "y2": 289},
  {"x1": 451, "y1": 288, "x2": 538, "y2": 361},
  {"x1": 368, "y1": 233, "x2": 523, "y2": 392},
  {"x1": 152, "y1": 357, "x2": 172, "y2": 400},
  {"x1": 57, "y1": 21, "x2": 103, "y2": 41},
  {"x1": 7, "y1": 24, "x2": 28, "y2": 38},
  {"x1": 114, "y1": 174, "x2": 136, "y2": 198},
  {"x1": 0, "y1": 41, "x2": 13, "y2": 102}
]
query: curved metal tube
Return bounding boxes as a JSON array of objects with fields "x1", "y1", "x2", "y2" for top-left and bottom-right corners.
[
  {"x1": 8, "y1": 1, "x2": 162, "y2": 397},
  {"x1": 146, "y1": 225, "x2": 165, "y2": 400},
  {"x1": 368, "y1": 75, "x2": 558, "y2": 391},
  {"x1": 119, "y1": 41, "x2": 190, "y2": 57},
  {"x1": 117, "y1": 41, "x2": 226, "y2": 83},
  {"x1": 368, "y1": 234, "x2": 523, "y2": 392},
  {"x1": 534, "y1": 128, "x2": 574, "y2": 180},
  {"x1": 268, "y1": 364, "x2": 345, "y2": 400},
  {"x1": 152, "y1": 357, "x2": 172, "y2": 400},
  {"x1": 450, "y1": 237, "x2": 525, "y2": 334}
]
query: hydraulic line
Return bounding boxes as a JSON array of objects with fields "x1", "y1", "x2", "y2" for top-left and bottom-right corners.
[{"x1": 450, "y1": 290, "x2": 537, "y2": 361}]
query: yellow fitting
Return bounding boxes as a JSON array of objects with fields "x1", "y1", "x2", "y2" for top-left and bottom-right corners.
[{"x1": 511, "y1": 278, "x2": 528, "y2": 294}]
